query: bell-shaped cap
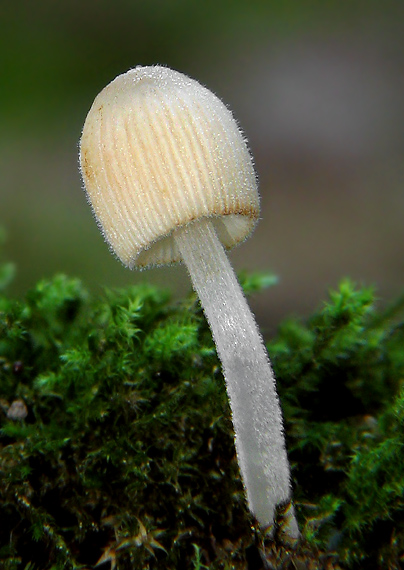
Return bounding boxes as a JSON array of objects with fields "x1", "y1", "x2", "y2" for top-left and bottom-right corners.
[{"x1": 79, "y1": 65, "x2": 259, "y2": 268}]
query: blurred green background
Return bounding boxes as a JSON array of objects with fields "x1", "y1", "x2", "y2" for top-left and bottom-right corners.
[{"x1": 1, "y1": 0, "x2": 403, "y2": 330}]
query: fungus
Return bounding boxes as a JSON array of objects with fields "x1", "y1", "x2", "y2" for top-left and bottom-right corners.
[{"x1": 79, "y1": 65, "x2": 299, "y2": 538}]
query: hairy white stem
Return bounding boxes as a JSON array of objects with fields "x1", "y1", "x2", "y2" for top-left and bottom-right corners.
[{"x1": 174, "y1": 218, "x2": 299, "y2": 538}]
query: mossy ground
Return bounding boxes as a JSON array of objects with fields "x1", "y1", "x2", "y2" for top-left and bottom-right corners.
[{"x1": 1, "y1": 253, "x2": 404, "y2": 569}]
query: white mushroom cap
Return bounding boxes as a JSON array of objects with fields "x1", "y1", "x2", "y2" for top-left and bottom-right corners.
[{"x1": 79, "y1": 65, "x2": 259, "y2": 269}]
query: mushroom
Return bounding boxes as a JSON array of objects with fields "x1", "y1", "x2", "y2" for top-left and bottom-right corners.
[{"x1": 79, "y1": 65, "x2": 299, "y2": 538}]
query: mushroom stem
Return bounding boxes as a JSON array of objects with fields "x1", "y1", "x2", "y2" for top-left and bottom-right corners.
[{"x1": 174, "y1": 217, "x2": 299, "y2": 538}]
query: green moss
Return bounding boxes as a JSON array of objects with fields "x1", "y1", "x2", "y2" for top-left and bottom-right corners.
[{"x1": 0, "y1": 255, "x2": 403, "y2": 568}]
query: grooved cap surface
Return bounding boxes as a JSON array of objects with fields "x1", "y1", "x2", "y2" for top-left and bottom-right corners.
[{"x1": 79, "y1": 66, "x2": 259, "y2": 268}]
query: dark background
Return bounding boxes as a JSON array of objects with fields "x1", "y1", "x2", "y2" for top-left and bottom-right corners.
[{"x1": 1, "y1": 0, "x2": 403, "y2": 331}]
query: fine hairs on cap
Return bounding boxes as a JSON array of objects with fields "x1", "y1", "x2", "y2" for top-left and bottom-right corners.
[{"x1": 80, "y1": 65, "x2": 259, "y2": 269}]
